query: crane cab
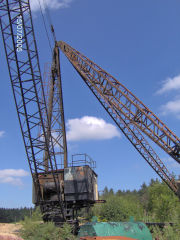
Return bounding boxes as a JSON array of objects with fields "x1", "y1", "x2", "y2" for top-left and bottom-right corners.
[{"x1": 32, "y1": 154, "x2": 98, "y2": 221}]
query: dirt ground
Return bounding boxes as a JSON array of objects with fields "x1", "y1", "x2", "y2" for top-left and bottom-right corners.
[{"x1": 0, "y1": 223, "x2": 23, "y2": 240}]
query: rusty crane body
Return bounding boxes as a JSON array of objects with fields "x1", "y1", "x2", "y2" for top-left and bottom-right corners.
[{"x1": 0, "y1": 0, "x2": 179, "y2": 230}]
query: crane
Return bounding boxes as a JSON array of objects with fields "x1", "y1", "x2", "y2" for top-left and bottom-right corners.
[
  {"x1": 0, "y1": 0, "x2": 66, "y2": 222},
  {"x1": 0, "y1": 0, "x2": 179, "y2": 231},
  {"x1": 58, "y1": 41, "x2": 180, "y2": 198},
  {"x1": 0, "y1": 0, "x2": 98, "y2": 228}
]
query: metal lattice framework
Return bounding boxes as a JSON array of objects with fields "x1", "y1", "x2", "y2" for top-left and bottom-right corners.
[
  {"x1": 42, "y1": 45, "x2": 68, "y2": 171},
  {"x1": 59, "y1": 41, "x2": 180, "y2": 197},
  {"x1": 0, "y1": 0, "x2": 65, "y2": 218}
]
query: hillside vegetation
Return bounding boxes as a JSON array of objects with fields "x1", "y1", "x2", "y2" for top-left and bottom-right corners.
[{"x1": 90, "y1": 179, "x2": 180, "y2": 239}]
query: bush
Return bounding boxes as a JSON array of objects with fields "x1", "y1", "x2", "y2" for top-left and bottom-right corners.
[
  {"x1": 152, "y1": 224, "x2": 180, "y2": 240},
  {"x1": 95, "y1": 195, "x2": 143, "y2": 222},
  {"x1": 59, "y1": 223, "x2": 77, "y2": 240},
  {"x1": 20, "y1": 208, "x2": 77, "y2": 240},
  {"x1": 147, "y1": 182, "x2": 179, "y2": 222},
  {"x1": 20, "y1": 221, "x2": 60, "y2": 240}
]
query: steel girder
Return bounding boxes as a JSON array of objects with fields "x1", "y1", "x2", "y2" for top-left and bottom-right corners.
[{"x1": 59, "y1": 41, "x2": 179, "y2": 197}]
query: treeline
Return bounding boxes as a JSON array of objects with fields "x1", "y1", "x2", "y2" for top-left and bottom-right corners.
[{"x1": 0, "y1": 207, "x2": 33, "y2": 223}]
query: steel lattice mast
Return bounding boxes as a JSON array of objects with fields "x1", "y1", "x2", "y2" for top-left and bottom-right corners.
[
  {"x1": 42, "y1": 45, "x2": 68, "y2": 170},
  {"x1": 59, "y1": 41, "x2": 180, "y2": 197},
  {"x1": 0, "y1": 0, "x2": 65, "y2": 219}
]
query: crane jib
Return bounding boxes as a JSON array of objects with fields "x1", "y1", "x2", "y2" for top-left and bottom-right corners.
[{"x1": 58, "y1": 41, "x2": 180, "y2": 198}]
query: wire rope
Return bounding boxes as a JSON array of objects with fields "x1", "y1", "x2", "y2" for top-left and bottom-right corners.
[
  {"x1": 37, "y1": 0, "x2": 53, "y2": 53},
  {"x1": 42, "y1": 0, "x2": 57, "y2": 42}
]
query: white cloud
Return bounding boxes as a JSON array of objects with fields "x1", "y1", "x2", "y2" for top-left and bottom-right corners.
[
  {"x1": 0, "y1": 131, "x2": 5, "y2": 138},
  {"x1": 0, "y1": 169, "x2": 29, "y2": 186},
  {"x1": 30, "y1": 0, "x2": 73, "y2": 12},
  {"x1": 160, "y1": 99, "x2": 180, "y2": 117},
  {"x1": 157, "y1": 75, "x2": 180, "y2": 94},
  {"x1": 67, "y1": 116, "x2": 121, "y2": 141},
  {"x1": 156, "y1": 74, "x2": 180, "y2": 118}
]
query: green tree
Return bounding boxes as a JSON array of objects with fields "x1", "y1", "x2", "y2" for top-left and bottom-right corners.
[
  {"x1": 103, "y1": 186, "x2": 109, "y2": 197},
  {"x1": 97, "y1": 195, "x2": 143, "y2": 222},
  {"x1": 109, "y1": 188, "x2": 114, "y2": 196},
  {"x1": 147, "y1": 181, "x2": 179, "y2": 222}
]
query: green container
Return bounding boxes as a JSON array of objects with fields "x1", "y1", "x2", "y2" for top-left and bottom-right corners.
[{"x1": 78, "y1": 220, "x2": 152, "y2": 240}]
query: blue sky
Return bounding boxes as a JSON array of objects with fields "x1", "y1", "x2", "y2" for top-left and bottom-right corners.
[{"x1": 0, "y1": 0, "x2": 180, "y2": 208}]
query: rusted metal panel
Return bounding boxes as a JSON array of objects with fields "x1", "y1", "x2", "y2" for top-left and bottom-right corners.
[
  {"x1": 94, "y1": 175, "x2": 98, "y2": 201},
  {"x1": 64, "y1": 166, "x2": 98, "y2": 202},
  {"x1": 32, "y1": 170, "x2": 64, "y2": 203}
]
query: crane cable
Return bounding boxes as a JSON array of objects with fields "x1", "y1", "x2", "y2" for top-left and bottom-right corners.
[
  {"x1": 37, "y1": 0, "x2": 53, "y2": 53},
  {"x1": 42, "y1": 0, "x2": 57, "y2": 42}
]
